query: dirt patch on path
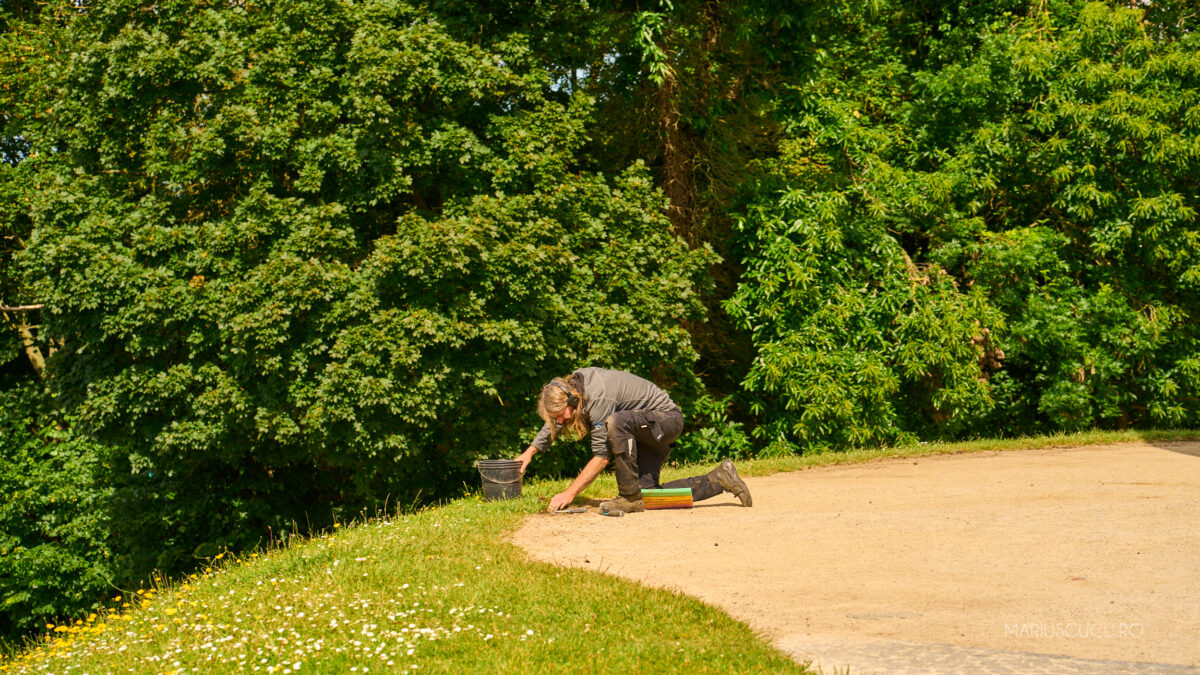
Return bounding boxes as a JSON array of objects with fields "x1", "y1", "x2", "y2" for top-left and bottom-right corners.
[{"x1": 511, "y1": 442, "x2": 1200, "y2": 672}]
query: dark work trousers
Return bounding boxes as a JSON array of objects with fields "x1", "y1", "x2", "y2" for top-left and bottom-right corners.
[{"x1": 605, "y1": 409, "x2": 723, "y2": 501}]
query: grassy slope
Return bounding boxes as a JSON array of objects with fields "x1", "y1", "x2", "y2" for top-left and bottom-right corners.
[{"x1": 4, "y1": 429, "x2": 1196, "y2": 674}]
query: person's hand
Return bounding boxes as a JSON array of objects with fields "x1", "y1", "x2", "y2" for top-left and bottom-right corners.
[
  {"x1": 515, "y1": 446, "x2": 536, "y2": 474},
  {"x1": 548, "y1": 491, "x2": 574, "y2": 512}
]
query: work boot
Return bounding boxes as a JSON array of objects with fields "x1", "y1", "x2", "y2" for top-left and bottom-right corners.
[
  {"x1": 709, "y1": 459, "x2": 752, "y2": 507},
  {"x1": 599, "y1": 495, "x2": 645, "y2": 514}
]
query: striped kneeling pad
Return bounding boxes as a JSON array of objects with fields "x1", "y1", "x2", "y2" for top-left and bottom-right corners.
[{"x1": 642, "y1": 487, "x2": 693, "y2": 510}]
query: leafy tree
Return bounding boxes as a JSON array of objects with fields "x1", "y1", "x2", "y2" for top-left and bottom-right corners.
[
  {"x1": 726, "y1": 1, "x2": 1200, "y2": 450},
  {"x1": 12, "y1": 0, "x2": 712, "y2": 580},
  {"x1": 1, "y1": 0, "x2": 52, "y2": 381},
  {"x1": 952, "y1": 3, "x2": 1200, "y2": 430}
]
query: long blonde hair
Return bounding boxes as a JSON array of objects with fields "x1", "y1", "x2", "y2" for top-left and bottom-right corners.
[{"x1": 537, "y1": 375, "x2": 588, "y2": 441}]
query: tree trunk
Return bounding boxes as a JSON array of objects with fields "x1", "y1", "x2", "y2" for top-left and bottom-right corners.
[
  {"x1": 17, "y1": 319, "x2": 45, "y2": 378},
  {"x1": 656, "y1": 68, "x2": 697, "y2": 243},
  {"x1": 2, "y1": 309, "x2": 46, "y2": 378}
]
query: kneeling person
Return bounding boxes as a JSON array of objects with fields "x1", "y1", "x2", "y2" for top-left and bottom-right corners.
[{"x1": 515, "y1": 367, "x2": 752, "y2": 514}]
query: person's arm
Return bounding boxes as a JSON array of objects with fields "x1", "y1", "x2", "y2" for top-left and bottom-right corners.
[
  {"x1": 516, "y1": 444, "x2": 538, "y2": 474},
  {"x1": 548, "y1": 455, "x2": 609, "y2": 512}
]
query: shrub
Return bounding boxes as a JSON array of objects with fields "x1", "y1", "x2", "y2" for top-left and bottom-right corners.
[{"x1": 0, "y1": 383, "x2": 113, "y2": 644}]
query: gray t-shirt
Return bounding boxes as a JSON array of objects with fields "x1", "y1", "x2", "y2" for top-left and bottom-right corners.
[{"x1": 530, "y1": 367, "x2": 679, "y2": 458}]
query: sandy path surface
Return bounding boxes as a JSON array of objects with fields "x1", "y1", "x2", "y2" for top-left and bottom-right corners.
[{"x1": 511, "y1": 442, "x2": 1200, "y2": 673}]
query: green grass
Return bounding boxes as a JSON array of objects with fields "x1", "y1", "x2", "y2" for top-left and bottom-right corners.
[
  {"x1": 1, "y1": 487, "x2": 807, "y2": 674},
  {"x1": 4, "y1": 428, "x2": 1197, "y2": 674}
]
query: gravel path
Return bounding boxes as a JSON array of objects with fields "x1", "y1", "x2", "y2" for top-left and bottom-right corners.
[{"x1": 512, "y1": 442, "x2": 1200, "y2": 674}]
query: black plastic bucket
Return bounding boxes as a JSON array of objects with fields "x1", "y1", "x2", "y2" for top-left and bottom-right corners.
[{"x1": 476, "y1": 459, "x2": 523, "y2": 501}]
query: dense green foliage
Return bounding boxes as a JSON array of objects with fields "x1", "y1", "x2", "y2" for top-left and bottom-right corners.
[
  {"x1": 1, "y1": 0, "x2": 711, "y2": 637},
  {"x1": 727, "y1": 2, "x2": 1200, "y2": 451},
  {"x1": 2, "y1": 0, "x2": 1198, "y2": 641},
  {"x1": 11, "y1": 0, "x2": 709, "y2": 560},
  {"x1": 0, "y1": 384, "x2": 112, "y2": 640}
]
